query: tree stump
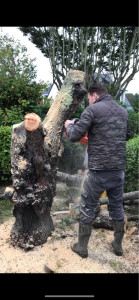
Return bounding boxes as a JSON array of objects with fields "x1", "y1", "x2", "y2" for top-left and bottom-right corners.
[{"x1": 10, "y1": 70, "x2": 87, "y2": 249}]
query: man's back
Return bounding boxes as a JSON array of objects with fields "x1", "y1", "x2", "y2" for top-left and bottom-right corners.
[
  {"x1": 67, "y1": 93, "x2": 130, "y2": 170},
  {"x1": 87, "y1": 94, "x2": 129, "y2": 170}
]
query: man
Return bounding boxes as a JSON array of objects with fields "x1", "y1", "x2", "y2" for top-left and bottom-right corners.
[{"x1": 64, "y1": 82, "x2": 131, "y2": 258}]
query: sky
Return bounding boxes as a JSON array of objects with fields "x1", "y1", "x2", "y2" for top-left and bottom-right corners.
[{"x1": 0, "y1": 26, "x2": 139, "y2": 98}]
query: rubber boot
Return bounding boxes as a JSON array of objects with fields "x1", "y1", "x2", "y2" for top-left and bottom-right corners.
[
  {"x1": 112, "y1": 219, "x2": 125, "y2": 256},
  {"x1": 71, "y1": 222, "x2": 92, "y2": 258}
]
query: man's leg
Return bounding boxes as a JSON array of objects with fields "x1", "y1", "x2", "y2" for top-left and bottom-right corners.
[
  {"x1": 71, "y1": 171, "x2": 104, "y2": 258},
  {"x1": 107, "y1": 171, "x2": 125, "y2": 256},
  {"x1": 71, "y1": 222, "x2": 92, "y2": 258},
  {"x1": 111, "y1": 219, "x2": 125, "y2": 256}
]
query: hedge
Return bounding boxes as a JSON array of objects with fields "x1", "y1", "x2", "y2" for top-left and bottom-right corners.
[
  {"x1": 124, "y1": 135, "x2": 139, "y2": 192},
  {"x1": 0, "y1": 126, "x2": 12, "y2": 182}
]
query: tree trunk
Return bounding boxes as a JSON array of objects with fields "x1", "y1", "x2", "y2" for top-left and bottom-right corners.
[{"x1": 10, "y1": 70, "x2": 87, "y2": 249}]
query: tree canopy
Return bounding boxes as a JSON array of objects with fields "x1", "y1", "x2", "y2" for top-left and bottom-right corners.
[
  {"x1": 125, "y1": 93, "x2": 139, "y2": 113},
  {"x1": 0, "y1": 34, "x2": 49, "y2": 125},
  {"x1": 20, "y1": 26, "x2": 139, "y2": 99}
]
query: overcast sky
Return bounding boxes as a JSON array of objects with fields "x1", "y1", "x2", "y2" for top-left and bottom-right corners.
[{"x1": 1, "y1": 26, "x2": 139, "y2": 97}]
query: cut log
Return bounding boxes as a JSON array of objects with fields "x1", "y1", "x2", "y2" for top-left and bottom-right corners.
[
  {"x1": 10, "y1": 70, "x2": 87, "y2": 249},
  {"x1": 52, "y1": 210, "x2": 69, "y2": 215},
  {"x1": 56, "y1": 171, "x2": 84, "y2": 187},
  {"x1": 124, "y1": 200, "x2": 139, "y2": 206},
  {"x1": 127, "y1": 215, "x2": 139, "y2": 221},
  {"x1": 99, "y1": 197, "x2": 139, "y2": 206},
  {"x1": 123, "y1": 191, "x2": 139, "y2": 200}
]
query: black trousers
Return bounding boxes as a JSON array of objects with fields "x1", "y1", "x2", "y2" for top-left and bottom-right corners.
[{"x1": 80, "y1": 170, "x2": 125, "y2": 224}]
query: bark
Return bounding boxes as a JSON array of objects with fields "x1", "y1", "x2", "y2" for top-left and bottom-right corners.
[{"x1": 10, "y1": 70, "x2": 87, "y2": 249}]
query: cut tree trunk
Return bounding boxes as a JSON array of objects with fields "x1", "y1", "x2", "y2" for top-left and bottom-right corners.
[{"x1": 10, "y1": 70, "x2": 87, "y2": 249}]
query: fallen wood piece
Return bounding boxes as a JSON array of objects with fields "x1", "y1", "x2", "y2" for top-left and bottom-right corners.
[
  {"x1": 134, "y1": 200, "x2": 139, "y2": 204},
  {"x1": 99, "y1": 196, "x2": 139, "y2": 206},
  {"x1": 56, "y1": 171, "x2": 83, "y2": 187},
  {"x1": 124, "y1": 200, "x2": 139, "y2": 206},
  {"x1": 92, "y1": 210, "x2": 113, "y2": 230},
  {"x1": 123, "y1": 191, "x2": 139, "y2": 200},
  {"x1": 127, "y1": 215, "x2": 139, "y2": 221},
  {"x1": 52, "y1": 210, "x2": 69, "y2": 215}
]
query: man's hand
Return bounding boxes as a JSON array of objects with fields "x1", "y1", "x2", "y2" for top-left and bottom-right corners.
[{"x1": 64, "y1": 119, "x2": 75, "y2": 129}]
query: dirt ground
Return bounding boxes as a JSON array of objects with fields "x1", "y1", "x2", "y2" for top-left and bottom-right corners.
[{"x1": 0, "y1": 182, "x2": 138, "y2": 274}]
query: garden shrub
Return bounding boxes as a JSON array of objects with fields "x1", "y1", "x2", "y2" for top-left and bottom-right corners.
[
  {"x1": 0, "y1": 106, "x2": 24, "y2": 126},
  {"x1": 127, "y1": 110, "x2": 139, "y2": 138},
  {"x1": 117, "y1": 100, "x2": 138, "y2": 138},
  {"x1": 32, "y1": 101, "x2": 51, "y2": 121},
  {"x1": 124, "y1": 135, "x2": 139, "y2": 192},
  {"x1": 0, "y1": 126, "x2": 12, "y2": 182}
]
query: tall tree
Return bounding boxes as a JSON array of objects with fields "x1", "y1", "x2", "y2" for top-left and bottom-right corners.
[
  {"x1": 0, "y1": 34, "x2": 46, "y2": 110},
  {"x1": 20, "y1": 26, "x2": 139, "y2": 99},
  {"x1": 0, "y1": 34, "x2": 48, "y2": 126}
]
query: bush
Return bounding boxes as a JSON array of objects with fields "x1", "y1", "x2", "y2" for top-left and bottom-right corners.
[
  {"x1": 0, "y1": 34, "x2": 51, "y2": 127},
  {"x1": 125, "y1": 93, "x2": 139, "y2": 113},
  {"x1": 0, "y1": 35, "x2": 46, "y2": 111},
  {"x1": 32, "y1": 100, "x2": 51, "y2": 121},
  {"x1": 0, "y1": 126, "x2": 12, "y2": 182},
  {"x1": 0, "y1": 106, "x2": 24, "y2": 126},
  {"x1": 117, "y1": 100, "x2": 138, "y2": 138},
  {"x1": 127, "y1": 110, "x2": 139, "y2": 138},
  {"x1": 124, "y1": 135, "x2": 139, "y2": 192}
]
